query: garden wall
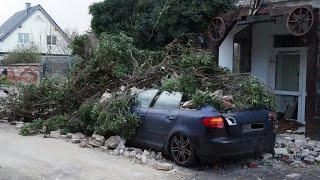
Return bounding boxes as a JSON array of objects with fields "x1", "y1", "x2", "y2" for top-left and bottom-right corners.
[{"x1": 0, "y1": 63, "x2": 41, "y2": 85}]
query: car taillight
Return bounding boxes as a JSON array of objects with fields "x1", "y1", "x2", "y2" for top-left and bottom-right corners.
[{"x1": 202, "y1": 117, "x2": 224, "y2": 128}]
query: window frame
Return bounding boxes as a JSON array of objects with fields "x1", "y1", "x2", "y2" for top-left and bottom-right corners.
[
  {"x1": 18, "y1": 33, "x2": 30, "y2": 44},
  {"x1": 47, "y1": 35, "x2": 57, "y2": 46}
]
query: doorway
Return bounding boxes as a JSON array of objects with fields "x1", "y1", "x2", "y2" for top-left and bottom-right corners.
[{"x1": 272, "y1": 48, "x2": 307, "y2": 124}]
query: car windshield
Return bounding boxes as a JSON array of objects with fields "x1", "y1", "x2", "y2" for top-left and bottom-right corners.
[
  {"x1": 153, "y1": 91, "x2": 182, "y2": 109},
  {"x1": 137, "y1": 89, "x2": 159, "y2": 107}
]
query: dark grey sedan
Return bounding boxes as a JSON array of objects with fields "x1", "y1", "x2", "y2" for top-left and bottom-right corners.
[{"x1": 130, "y1": 89, "x2": 276, "y2": 167}]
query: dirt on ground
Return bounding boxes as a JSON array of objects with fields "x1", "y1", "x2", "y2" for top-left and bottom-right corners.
[
  {"x1": 276, "y1": 119, "x2": 302, "y2": 134},
  {"x1": 1, "y1": 123, "x2": 320, "y2": 180}
]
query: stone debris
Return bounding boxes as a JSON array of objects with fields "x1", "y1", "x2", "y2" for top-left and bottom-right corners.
[
  {"x1": 274, "y1": 148, "x2": 288, "y2": 156},
  {"x1": 262, "y1": 153, "x2": 273, "y2": 160},
  {"x1": 59, "y1": 135, "x2": 68, "y2": 139},
  {"x1": 50, "y1": 130, "x2": 61, "y2": 139},
  {"x1": 154, "y1": 162, "x2": 173, "y2": 171},
  {"x1": 41, "y1": 134, "x2": 50, "y2": 138},
  {"x1": 71, "y1": 138, "x2": 81, "y2": 144},
  {"x1": 88, "y1": 134, "x2": 105, "y2": 147},
  {"x1": 15, "y1": 123, "x2": 25, "y2": 129},
  {"x1": 247, "y1": 161, "x2": 258, "y2": 169},
  {"x1": 0, "y1": 119, "x2": 9, "y2": 124},
  {"x1": 274, "y1": 133, "x2": 320, "y2": 166},
  {"x1": 285, "y1": 173, "x2": 302, "y2": 180},
  {"x1": 66, "y1": 133, "x2": 74, "y2": 139},
  {"x1": 79, "y1": 141, "x2": 88, "y2": 148},
  {"x1": 41, "y1": 126, "x2": 48, "y2": 134},
  {"x1": 100, "y1": 146, "x2": 108, "y2": 152},
  {"x1": 104, "y1": 136, "x2": 126, "y2": 149},
  {"x1": 72, "y1": 132, "x2": 85, "y2": 140},
  {"x1": 303, "y1": 156, "x2": 315, "y2": 165},
  {"x1": 100, "y1": 92, "x2": 112, "y2": 103}
]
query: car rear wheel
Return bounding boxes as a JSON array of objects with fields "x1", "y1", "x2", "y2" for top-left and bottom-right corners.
[{"x1": 170, "y1": 134, "x2": 196, "y2": 167}]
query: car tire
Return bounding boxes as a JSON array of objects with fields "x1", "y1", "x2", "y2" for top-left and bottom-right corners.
[{"x1": 170, "y1": 134, "x2": 197, "y2": 167}]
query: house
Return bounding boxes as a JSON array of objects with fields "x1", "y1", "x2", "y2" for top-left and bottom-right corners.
[
  {"x1": 0, "y1": 3, "x2": 71, "y2": 60},
  {"x1": 210, "y1": 0, "x2": 320, "y2": 139}
]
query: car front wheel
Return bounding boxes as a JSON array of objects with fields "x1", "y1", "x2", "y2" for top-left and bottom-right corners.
[{"x1": 170, "y1": 134, "x2": 197, "y2": 167}]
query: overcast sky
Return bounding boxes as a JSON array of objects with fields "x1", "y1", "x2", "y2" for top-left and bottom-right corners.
[{"x1": 0, "y1": 0, "x2": 102, "y2": 33}]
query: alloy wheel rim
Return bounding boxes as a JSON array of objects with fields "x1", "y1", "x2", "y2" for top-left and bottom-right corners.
[{"x1": 171, "y1": 134, "x2": 191, "y2": 164}]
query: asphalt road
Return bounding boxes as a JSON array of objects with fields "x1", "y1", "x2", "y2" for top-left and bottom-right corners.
[
  {"x1": 1, "y1": 123, "x2": 320, "y2": 180},
  {"x1": 0, "y1": 124, "x2": 178, "y2": 180}
]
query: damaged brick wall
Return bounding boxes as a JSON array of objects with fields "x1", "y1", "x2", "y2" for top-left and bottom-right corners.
[{"x1": 1, "y1": 64, "x2": 41, "y2": 85}]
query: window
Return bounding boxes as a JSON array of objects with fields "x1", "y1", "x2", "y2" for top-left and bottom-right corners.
[
  {"x1": 18, "y1": 33, "x2": 30, "y2": 44},
  {"x1": 153, "y1": 91, "x2": 182, "y2": 109},
  {"x1": 47, "y1": 35, "x2": 57, "y2": 45},
  {"x1": 137, "y1": 89, "x2": 159, "y2": 108}
]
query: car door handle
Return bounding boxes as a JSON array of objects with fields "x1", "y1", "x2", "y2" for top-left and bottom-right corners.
[
  {"x1": 167, "y1": 116, "x2": 175, "y2": 121},
  {"x1": 137, "y1": 113, "x2": 145, "y2": 118}
]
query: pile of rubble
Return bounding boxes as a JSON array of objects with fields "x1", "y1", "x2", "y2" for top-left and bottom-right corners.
[
  {"x1": 47, "y1": 130, "x2": 175, "y2": 172},
  {"x1": 273, "y1": 133, "x2": 320, "y2": 166}
]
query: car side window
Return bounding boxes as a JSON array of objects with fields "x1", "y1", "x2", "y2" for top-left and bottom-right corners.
[
  {"x1": 137, "y1": 89, "x2": 159, "y2": 107},
  {"x1": 153, "y1": 91, "x2": 182, "y2": 109}
]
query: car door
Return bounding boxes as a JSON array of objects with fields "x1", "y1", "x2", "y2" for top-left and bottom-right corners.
[
  {"x1": 131, "y1": 89, "x2": 159, "y2": 145},
  {"x1": 143, "y1": 91, "x2": 183, "y2": 150}
]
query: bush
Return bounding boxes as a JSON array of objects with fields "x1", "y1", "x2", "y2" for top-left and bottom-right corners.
[
  {"x1": 19, "y1": 114, "x2": 70, "y2": 136},
  {"x1": 43, "y1": 114, "x2": 70, "y2": 134},
  {"x1": 68, "y1": 100, "x2": 97, "y2": 135},
  {"x1": 91, "y1": 92, "x2": 140, "y2": 139},
  {"x1": 0, "y1": 76, "x2": 12, "y2": 86},
  {"x1": 1, "y1": 46, "x2": 41, "y2": 65},
  {"x1": 19, "y1": 118, "x2": 45, "y2": 136},
  {"x1": 2, "y1": 78, "x2": 66, "y2": 122}
]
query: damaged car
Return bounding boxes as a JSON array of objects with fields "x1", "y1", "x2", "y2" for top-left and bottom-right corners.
[{"x1": 130, "y1": 89, "x2": 276, "y2": 167}]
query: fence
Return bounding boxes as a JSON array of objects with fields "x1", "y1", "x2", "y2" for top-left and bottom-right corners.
[
  {"x1": 41, "y1": 55, "x2": 79, "y2": 78},
  {"x1": 0, "y1": 55, "x2": 79, "y2": 85}
]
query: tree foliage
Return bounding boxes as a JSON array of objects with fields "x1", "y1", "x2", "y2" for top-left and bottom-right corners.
[
  {"x1": 3, "y1": 33, "x2": 275, "y2": 139},
  {"x1": 89, "y1": 0, "x2": 233, "y2": 49}
]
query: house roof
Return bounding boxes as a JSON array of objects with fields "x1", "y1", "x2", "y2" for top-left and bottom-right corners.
[{"x1": 0, "y1": 4, "x2": 70, "y2": 43}]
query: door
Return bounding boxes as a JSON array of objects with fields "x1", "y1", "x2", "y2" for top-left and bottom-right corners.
[
  {"x1": 131, "y1": 89, "x2": 159, "y2": 145},
  {"x1": 143, "y1": 91, "x2": 182, "y2": 150},
  {"x1": 272, "y1": 49, "x2": 306, "y2": 124}
]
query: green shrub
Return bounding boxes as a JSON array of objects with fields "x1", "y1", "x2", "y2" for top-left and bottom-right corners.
[
  {"x1": 19, "y1": 118, "x2": 45, "y2": 136},
  {"x1": 1, "y1": 46, "x2": 41, "y2": 65},
  {"x1": 91, "y1": 92, "x2": 140, "y2": 139},
  {"x1": 0, "y1": 76, "x2": 12, "y2": 86},
  {"x1": 68, "y1": 100, "x2": 97, "y2": 135},
  {"x1": 43, "y1": 114, "x2": 70, "y2": 134}
]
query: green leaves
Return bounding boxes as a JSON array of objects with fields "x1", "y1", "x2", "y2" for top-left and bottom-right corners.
[
  {"x1": 191, "y1": 91, "x2": 223, "y2": 110},
  {"x1": 1, "y1": 46, "x2": 41, "y2": 65},
  {"x1": 89, "y1": 0, "x2": 232, "y2": 49},
  {"x1": 87, "y1": 92, "x2": 140, "y2": 139}
]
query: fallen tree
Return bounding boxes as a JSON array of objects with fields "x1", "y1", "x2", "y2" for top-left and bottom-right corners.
[{"x1": 0, "y1": 33, "x2": 275, "y2": 139}]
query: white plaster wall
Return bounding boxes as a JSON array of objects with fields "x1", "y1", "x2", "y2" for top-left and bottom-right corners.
[
  {"x1": 251, "y1": 16, "x2": 290, "y2": 86},
  {"x1": 1, "y1": 10, "x2": 70, "y2": 55},
  {"x1": 219, "y1": 15, "x2": 290, "y2": 87},
  {"x1": 219, "y1": 25, "x2": 247, "y2": 71}
]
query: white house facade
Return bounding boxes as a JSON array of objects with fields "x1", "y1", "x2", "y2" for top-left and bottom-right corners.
[
  {"x1": 0, "y1": 3, "x2": 70, "y2": 58},
  {"x1": 213, "y1": 0, "x2": 320, "y2": 139}
]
